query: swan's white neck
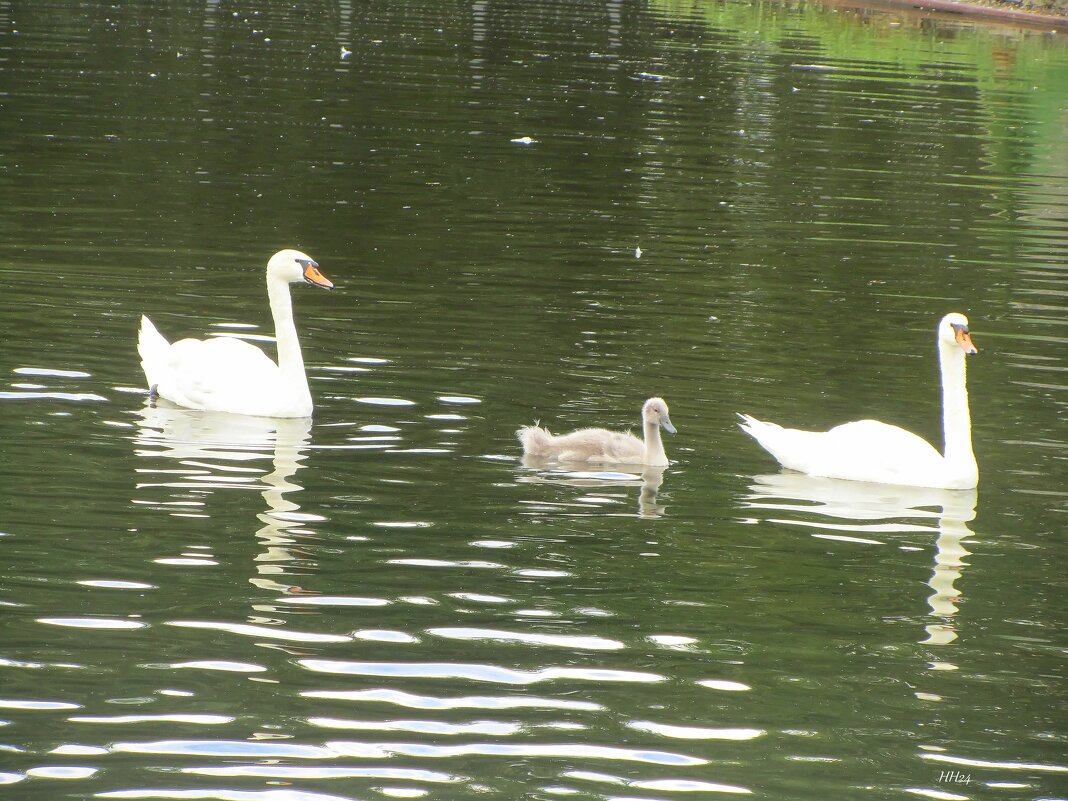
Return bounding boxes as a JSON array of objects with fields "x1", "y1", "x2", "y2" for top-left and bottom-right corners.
[
  {"x1": 643, "y1": 419, "x2": 669, "y2": 467},
  {"x1": 267, "y1": 274, "x2": 312, "y2": 411},
  {"x1": 939, "y1": 339, "x2": 976, "y2": 485}
]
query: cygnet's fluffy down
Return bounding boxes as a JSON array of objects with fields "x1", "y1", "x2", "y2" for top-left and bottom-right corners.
[{"x1": 517, "y1": 397, "x2": 676, "y2": 466}]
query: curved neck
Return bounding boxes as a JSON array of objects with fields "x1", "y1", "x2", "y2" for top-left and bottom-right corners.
[
  {"x1": 643, "y1": 420, "x2": 668, "y2": 466},
  {"x1": 939, "y1": 340, "x2": 974, "y2": 473},
  {"x1": 267, "y1": 275, "x2": 311, "y2": 404}
]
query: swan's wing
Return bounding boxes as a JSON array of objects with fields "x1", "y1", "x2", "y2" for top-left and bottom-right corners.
[
  {"x1": 827, "y1": 420, "x2": 942, "y2": 460},
  {"x1": 819, "y1": 420, "x2": 945, "y2": 485},
  {"x1": 154, "y1": 336, "x2": 282, "y2": 412}
]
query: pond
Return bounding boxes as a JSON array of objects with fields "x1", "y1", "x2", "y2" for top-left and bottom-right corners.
[{"x1": 1, "y1": 1, "x2": 1066, "y2": 799}]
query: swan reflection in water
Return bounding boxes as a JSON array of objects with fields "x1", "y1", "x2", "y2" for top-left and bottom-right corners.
[
  {"x1": 742, "y1": 473, "x2": 976, "y2": 647},
  {"x1": 518, "y1": 455, "x2": 667, "y2": 519},
  {"x1": 133, "y1": 402, "x2": 320, "y2": 593}
]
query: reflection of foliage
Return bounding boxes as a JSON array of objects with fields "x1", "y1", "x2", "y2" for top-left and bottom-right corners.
[{"x1": 647, "y1": 0, "x2": 1068, "y2": 212}]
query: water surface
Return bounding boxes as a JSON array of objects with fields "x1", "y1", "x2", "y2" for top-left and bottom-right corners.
[{"x1": 1, "y1": 1, "x2": 1066, "y2": 799}]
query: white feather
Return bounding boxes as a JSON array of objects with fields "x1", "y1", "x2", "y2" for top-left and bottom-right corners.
[{"x1": 738, "y1": 313, "x2": 978, "y2": 490}]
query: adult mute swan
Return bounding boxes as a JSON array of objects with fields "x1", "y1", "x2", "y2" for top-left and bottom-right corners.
[
  {"x1": 517, "y1": 397, "x2": 676, "y2": 466},
  {"x1": 138, "y1": 249, "x2": 334, "y2": 418},
  {"x1": 738, "y1": 313, "x2": 979, "y2": 489}
]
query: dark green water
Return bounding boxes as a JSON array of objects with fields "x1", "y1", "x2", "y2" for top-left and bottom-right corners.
[{"x1": 1, "y1": 1, "x2": 1066, "y2": 799}]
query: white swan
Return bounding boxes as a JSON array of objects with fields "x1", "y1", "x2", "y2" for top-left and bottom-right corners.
[
  {"x1": 138, "y1": 249, "x2": 334, "y2": 418},
  {"x1": 517, "y1": 397, "x2": 676, "y2": 466},
  {"x1": 738, "y1": 312, "x2": 979, "y2": 489}
]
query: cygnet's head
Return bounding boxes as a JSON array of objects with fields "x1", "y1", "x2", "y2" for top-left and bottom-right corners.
[
  {"x1": 642, "y1": 397, "x2": 677, "y2": 434},
  {"x1": 267, "y1": 249, "x2": 334, "y2": 290},
  {"x1": 939, "y1": 312, "x2": 977, "y2": 354}
]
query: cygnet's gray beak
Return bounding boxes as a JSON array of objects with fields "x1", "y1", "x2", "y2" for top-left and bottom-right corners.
[{"x1": 661, "y1": 416, "x2": 677, "y2": 435}]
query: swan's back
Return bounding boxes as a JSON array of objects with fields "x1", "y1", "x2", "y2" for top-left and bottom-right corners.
[
  {"x1": 517, "y1": 425, "x2": 644, "y2": 464},
  {"x1": 138, "y1": 316, "x2": 296, "y2": 416},
  {"x1": 739, "y1": 414, "x2": 945, "y2": 486}
]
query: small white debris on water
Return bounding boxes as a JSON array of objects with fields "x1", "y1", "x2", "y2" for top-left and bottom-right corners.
[
  {"x1": 511, "y1": 136, "x2": 536, "y2": 145},
  {"x1": 635, "y1": 246, "x2": 642, "y2": 259}
]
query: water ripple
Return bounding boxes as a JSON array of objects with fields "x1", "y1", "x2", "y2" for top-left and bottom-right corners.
[
  {"x1": 166, "y1": 621, "x2": 351, "y2": 643},
  {"x1": 277, "y1": 596, "x2": 391, "y2": 607},
  {"x1": 0, "y1": 698, "x2": 81, "y2": 710},
  {"x1": 298, "y1": 660, "x2": 664, "y2": 684},
  {"x1": 628, "y1": 720, "x2": 765, "y2": 741},
  {"x1": 0, "y1": 391, "x2": 106, "y2": 401},
  {"x1": 38, "y1": 617, "x2": 147, "y2": 630},
  {"x1": 98, "y1": 790, "x2": 357, "y2": 800},
  {"x1": 564, "y1": 768, "x2": 753, "y2": 794},
  {"x1": 427, "y1": 627, "x2": 625, "y2": 651},
  {"x1": 325, "y1": 739, "x2": 706, "y2": 766},
  {"x1": 2, "y1": 1, "x2": 1065, "y2": 799},
  {"x1": 697, "y1": 680, "x2": 752, "y2": 693},
  {"x1": 919, "y1": 752, "x2": 1068, "y2": 773},
  {"x1": 302, "y1": 688, "x2": 603, "y2": 711},
  {"x1": 13, "y1": 367, "x2": 92, "y2": 378},
  {"x1": 111, "y1": 740, "x2": 333, "y2": 758},
  {"x1": 308, "y1": 717, "x2": 522, "y2": 736},
  {"x1": 170, "y1": 661, "x2": 268, "y2": 673},
  {"x1": 184, "y1": 765, "x2": 459, "y2": 782},
  {"x1": 69, "y1": 714, "x2": 233, "y2": 725}
]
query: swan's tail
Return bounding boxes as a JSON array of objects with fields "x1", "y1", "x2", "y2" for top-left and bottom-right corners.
[
  {"x1": 737, "y1": 412, "x2": 783, "y2": 441},
  {"x1": 738, "y1": 412, "x2": 799, "y2": 469},
  {"x1": 737, "y1": 412, "x2": 771, "y2": 436},
  {"x1": 516, "y1": 424, "x2": 555, "y2": 457},
  {"x1": 137, "y1": 315, "x2": 171, "y2": 391}
]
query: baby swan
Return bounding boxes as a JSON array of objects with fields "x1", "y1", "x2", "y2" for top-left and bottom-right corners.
[{"x1": 517, "y1": 397, "x2": 676, "y2": 466}]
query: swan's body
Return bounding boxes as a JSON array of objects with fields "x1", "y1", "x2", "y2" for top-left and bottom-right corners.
[
  {"x1": 738, "y1": 313, "x2": 979, "y2": 490},
  {"x1": 138, "y1": 249, "x2": 333, "y2": 418},
  {"x1": 517, "y1": 397, "x2": 676, "y2": 466}
]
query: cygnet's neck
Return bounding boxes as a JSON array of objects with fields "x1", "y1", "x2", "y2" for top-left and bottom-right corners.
[
  {"x1": 267, "y1": 275, "x2": 311, "y2": 406},
  {"x1": 643, "y1": 419, "x2": 669, "y2": 467},
  {"x1": 938, "y1": 338, "x2": 976, "y2": 481}
]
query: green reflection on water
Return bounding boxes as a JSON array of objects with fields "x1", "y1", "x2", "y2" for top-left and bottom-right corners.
[{"x1": 0, "y1": 1, "x2": 1066, "y2": 800}]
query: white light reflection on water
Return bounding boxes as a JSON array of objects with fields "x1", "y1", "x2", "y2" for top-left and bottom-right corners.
[
  {"x1": 426, "y1": 627, "x2": 625, "y2": 650},
  {"x1": 133, "y1": 402, "x2": 320, "y2": 598},
  {"x1": 307, "y1": 717, "x2": 521, "y2": 736},
  {"x1": 302, "y1": 688, "x2": 603, "y2": 712},
  {"x1": 516, "y1": 464, "x2": 669, "y2": 519},
  {"x1": 97, "y1": 790, "x2": 361, "y2": 800},
  {"x1": 562, "y1": 768, "x2": 753, "y2": 794},
  {"x1": 0, "y1": 0, "x2": 1064, "y2": 797},
  {"x1": 185, "y1": 765, "x2": 460, "y2": 782},
  {"x1": 299, "y1": 660, "x2": 665, "y2": 685},
  {"x1": 742, "y1": 472, "x2": 976, "y2": 647}
]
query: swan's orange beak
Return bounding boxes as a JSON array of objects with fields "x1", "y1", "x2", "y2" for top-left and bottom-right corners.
[
  {"x1": 954, "y1": 325, "x2": 978, "y2": 354},
  {"x1": 303, "y1": 263, "x2": 334, "y2": 290}
]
